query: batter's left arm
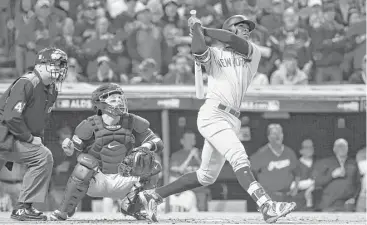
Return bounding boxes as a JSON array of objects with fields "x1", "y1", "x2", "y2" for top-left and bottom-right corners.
[
  {"x1": 132, "y1": 114, "x2": 164, "y2": 153},
  {"x1": 203, "y1": 27, "x2": 251, "y2": 56}
]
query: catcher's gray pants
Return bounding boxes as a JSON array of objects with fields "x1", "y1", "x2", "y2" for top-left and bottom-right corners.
[
  {"x1": 87, "y1": 170, "x2": 140, "y2": 199},
  {"x1": 0, "y1": 140, "x2": 53, "y2": 203}
]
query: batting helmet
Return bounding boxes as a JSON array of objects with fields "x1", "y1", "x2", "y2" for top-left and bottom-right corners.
[{"x1": 222, "y1": 15, "x2": 256, "y2": 33}]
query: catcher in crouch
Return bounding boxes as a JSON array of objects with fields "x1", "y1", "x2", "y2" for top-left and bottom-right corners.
[{"x1": 50, "y1": 83, "x2": 163, "y2": 221}]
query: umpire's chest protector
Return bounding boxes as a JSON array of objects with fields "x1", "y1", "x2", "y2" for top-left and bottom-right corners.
[{"x1": 88, "y1": 115, "x2": 136, "y2": 174}]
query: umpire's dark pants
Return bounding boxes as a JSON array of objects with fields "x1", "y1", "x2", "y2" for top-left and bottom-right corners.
[{"x1": 0, "y1": 140, "x2": 53, "y2": 203}]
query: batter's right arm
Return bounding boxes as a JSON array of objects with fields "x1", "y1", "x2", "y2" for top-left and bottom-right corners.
[{"x1": 191, "y1": 23, "x2": 208, "y2": 57}]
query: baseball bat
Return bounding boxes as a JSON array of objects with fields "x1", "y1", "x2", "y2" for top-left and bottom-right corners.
[{"x1": 190, "y1": 10, "x2": 205, "y2": 99}]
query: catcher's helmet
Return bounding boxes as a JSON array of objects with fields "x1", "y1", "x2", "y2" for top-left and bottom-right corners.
[
  {"x1": 222, "y1": 15, "x2": 256, "y2": 33},
  {"x1": 91, "y1": 83, "x2": 128, "y2": 116}
]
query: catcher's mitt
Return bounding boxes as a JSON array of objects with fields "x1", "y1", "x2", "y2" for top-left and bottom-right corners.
[{"x1": 118, "y1": 146, "x2": 155, "y2": 177}]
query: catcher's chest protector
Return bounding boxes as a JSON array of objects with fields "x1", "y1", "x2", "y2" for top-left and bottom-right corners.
[{"x1": 88, "y1": 115, "x2": 136, "y2": 174}]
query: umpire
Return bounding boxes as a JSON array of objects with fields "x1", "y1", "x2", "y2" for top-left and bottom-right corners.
[{"x1": 0, "y1": 47, "x2": 68, "y2": 221}]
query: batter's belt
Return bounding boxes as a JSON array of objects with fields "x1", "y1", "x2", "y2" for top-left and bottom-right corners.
[{"x1": 217, "y1": 103, "x2": 240, "y2": 118}]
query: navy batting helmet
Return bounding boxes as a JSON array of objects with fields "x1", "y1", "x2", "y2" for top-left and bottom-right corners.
[{"x1": 222, "y1": 15, "x2": 256, "y2": 33}]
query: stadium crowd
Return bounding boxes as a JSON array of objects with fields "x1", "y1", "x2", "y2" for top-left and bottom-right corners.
[
  {"x1": 0, "y1": 0, "x2": 365, "y2": 215},
  {"x1": 0, "y1": 0, "x2": 365, "y2": 85}
]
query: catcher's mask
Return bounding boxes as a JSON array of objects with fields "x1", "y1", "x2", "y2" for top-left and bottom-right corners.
[
  {"x1": 92, "y1": 83, "x2": 128, "y2": 116},
  {"x1": 36, "y1": 47, "x2": 68, "y2": 91},
  {"x1": 222, "y1": 15, "x2": 255, "y2": 39}
]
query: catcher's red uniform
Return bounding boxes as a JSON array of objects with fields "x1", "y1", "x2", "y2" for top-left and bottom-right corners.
[{"x1": 54, "y1": 113, "x2": 163, "y2": 219}]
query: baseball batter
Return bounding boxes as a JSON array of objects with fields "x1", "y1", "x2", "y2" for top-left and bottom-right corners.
[{"x1": 139, "y1": 15, "x2": 296, "y2": 223}]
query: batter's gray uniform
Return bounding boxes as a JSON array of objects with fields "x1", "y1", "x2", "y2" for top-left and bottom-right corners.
[{"x1": 194, "y1": 43, "x2": 261, "y2": 186}]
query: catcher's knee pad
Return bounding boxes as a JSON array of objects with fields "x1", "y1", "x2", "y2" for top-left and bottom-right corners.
[
  {"x1": 196, "y1": 167, "x2": 221, "y2": 186},
  {"x1": 59, "y1": 153, "x2": 98, "y2": 216},
  {"x1": 224, "y1": 148, "x2": 250, "y2": 172}
]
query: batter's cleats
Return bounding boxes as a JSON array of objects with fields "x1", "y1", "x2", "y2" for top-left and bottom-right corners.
[
  {"x1": 49, "y1": 210, "x2": 67, "y2": 221},
  {"x1": 260, "y1": 201, "x2": 296, "y2": 223},
  {"x1": 11, "y1": 206, "x2": 47, "y2": 221},
  {"x1": 139, "y1": 190, "x2": 163, "y2": 222}
]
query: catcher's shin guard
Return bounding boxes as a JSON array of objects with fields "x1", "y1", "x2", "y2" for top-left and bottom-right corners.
[{"x1": 58, "y1": 154, "x2": 98, "y2": 217}]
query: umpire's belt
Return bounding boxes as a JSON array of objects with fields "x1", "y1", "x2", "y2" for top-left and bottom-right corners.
[
  {"x1": 0, "y1": 179, "x2": 22, "y2": 184},
  {"x1": 217, "y1": 103, "x2": 240, "y2": 118}
]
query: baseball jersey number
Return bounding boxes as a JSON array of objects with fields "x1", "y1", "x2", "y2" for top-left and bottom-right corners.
[{"x1": 13, "y1": 102, "x2": 25, "y2": 113}]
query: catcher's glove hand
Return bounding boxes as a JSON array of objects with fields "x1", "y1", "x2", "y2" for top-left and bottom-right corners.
[{"x1": 118, "y1": 146, "x2": 155, "y2": 177}]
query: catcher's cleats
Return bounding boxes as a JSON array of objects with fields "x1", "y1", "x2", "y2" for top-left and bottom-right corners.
[
  {"x1": 118, "y1": 146, "x2": 156, "y2": 177},
  {"x1": 49, "y1": 210, "x2": 67, "y2": 221},
  {"x1": 138, "y1": 190, "x2": 163, "y2": 222},
  {"x1": 260, "y1": 201, "x2": 296, "y2": 224}
]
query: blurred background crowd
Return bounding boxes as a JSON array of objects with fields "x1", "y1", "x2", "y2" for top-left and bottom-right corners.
[
  {"x1": 0, "y1": 0, "x2": 365, "y2": 215},
  {"x1": 0, "y1": 0, "x2": 365, "y2": 85}
]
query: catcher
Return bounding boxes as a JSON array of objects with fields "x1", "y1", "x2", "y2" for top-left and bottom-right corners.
[{"x1": 50, "y1": 83, "x2": 163, "y2": 221}]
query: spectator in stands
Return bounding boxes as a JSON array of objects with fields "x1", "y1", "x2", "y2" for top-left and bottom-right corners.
[
  {"x1": 14, "y1": 0, "x2": 34, "y2": 38},
  {"x1": 50, "y1": 0, "x2": 68, "y2": 30},
  {"x1": 130, "y1": 58, "x2": 162, "y2": 84},
  {"x1": 64, "y1": 57, "x2": 87, "y2": 83},
  {"x1": 343, "y1": 13, "x2": 366, "y2": 80},
  {"x1": 312, "y1": 138, "x2": 360, "y2": 212},
  {"x1": 83, "y1": 16, "x2": 118, "y2": 80},
  {"x1": 163, "y1": 55, "x2": 194, "y2": 85},
  {"x1": 334, "y1": 0, "x2": 359, "y2": 27},
  {"x1": 106, "y1": 29, "x2": 132, "y2": 78},
  {"x1": 267, "y1": 7, "x2": 312, "y2": 73},
  {"x1": 334, "y1": 117, "x2": 354, "y2": 150},
  {"x1": 89, "y1": 55, "x2": 123, "y2": 83},
  {"x1": 258, "y1": 0, "x2": 285, "y2": 32},
  {"x1": 54, "y1": 17, "x2": 81, "y2": 58},
  {"x1": 0, "y1": 163, "x2": 26, "y2": 209},
  {"x1": 291, "y1": 139, "x2": 316, "y2": 211},
  {"x1": 170, "y1": 130, "x2": 210, "y2": 211},
  {"x1": 307, "y1": 1, "x2": 346, "y2": 84},
  {"x1": 270, "y1": 50, "x2": 308, "y2": 85},
  {"x1": 109, "y1": 0, "x2": 137, "y2": 35},
  {"x1": 356, "y1": 147, "x2": 366, "y2": 212},
  {"x1": 251, "y1": 72, "x2": 269, "y2": 85},
  {"x1": 74, "y1": 0, "x2": 99, "y2": 45},
  {"x1": 349, "y1": 55, "x2": 366, "y2": 84},
  {"x1": 159, "y1": 0, "x2": 191, "y2": 71},
  {"x1": 127, "y1": 4, "x2": 167, "y2": 73},
  {"x1": 250, "y1": 124, "x2": 300, "y2": 202},
  {"x1": 16, "y1": 0, "x2": 59, "y2": 75},
  {"x1": 170, "y1": 130, "x2": 201, "y2": 177},
  {"x1": 245, "y1": 6, "x2": 272, "y2": 76},
  {"x1": 148, "y1": 0, "x2": 165, "y2": 24}
]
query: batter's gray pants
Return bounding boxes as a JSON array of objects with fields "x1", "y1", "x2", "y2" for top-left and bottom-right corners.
[{"x1": 0, "y1": 140, "x2": 53, "y2": 203}]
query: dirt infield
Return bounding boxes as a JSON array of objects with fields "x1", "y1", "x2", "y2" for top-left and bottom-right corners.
[{"x1": 0, "y1": 212, "x2": 365, "y2": 225}]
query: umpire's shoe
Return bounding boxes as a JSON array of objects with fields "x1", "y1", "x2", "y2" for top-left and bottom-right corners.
[
  {"x1": 138, "y1": 190, "x2": 163, "y2": 222},
  {"x1": 11, "y1": 205, "x2": 47, "y2": 221},
  {"x1": 260, "y1": 201, "x2": 296, "y2": 223}
]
